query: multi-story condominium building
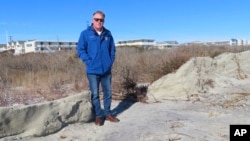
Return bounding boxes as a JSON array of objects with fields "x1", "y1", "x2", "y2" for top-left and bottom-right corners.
[
  {"x1": 1, "y1": 40, "x2": 77, "y2": 55},
  {"x1": 203, "y1": 39, "x2": 238, "y2": 46},
  {"x1": 115, "y1": 39, "x2": 155, "y2": 48},
  {"x1": 115, "y1": 39, "x2": 180, "y2": 49},
  {"x1": 184, "y1": 39, "x2": 250, "y2": 46},
  {"x1": 24, "y1": 40, "x2": 77, "y2": 53},
  {"x1": 155, "y1": 41, "x2": 179, "y2": 49}
]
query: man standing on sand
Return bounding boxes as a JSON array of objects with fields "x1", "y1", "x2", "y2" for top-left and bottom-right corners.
[{"x1": 77, "y1": 10, "x2": 119, "y2": 126}]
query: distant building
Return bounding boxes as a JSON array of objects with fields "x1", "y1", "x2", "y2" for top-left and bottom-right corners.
[
  {"x1": 155, "y1": 41, "x2": 179, "y2": 49},
  {"x1": 183, "y1": 39, "x2": 249, "y2": 46},
  {"x1": 204, "y1": 39, "x2": 238, "y2": 46},
  {"x1": 0, "y1": 44, "x2": 6, "y2": 48},
  {"x1": 115, "y1": 38, "x2": 250, "y2": 49},
  {"x1": 116, "y1": 39, "x2": 180, "y2": 49},
  {"x1": 116, "y1": 39, "x2": 155, "y2": 48},
  {"x1": 0, "y1": 44, "x2": 7, "y2": 52},
  {"x1": 0, "y1": 40, "x2": 77, "y2": 55},
  {"x1": 24, "y1": 40, "x2": 77, "y2": 54}
]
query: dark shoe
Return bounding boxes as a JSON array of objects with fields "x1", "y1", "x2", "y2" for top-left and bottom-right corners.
[
  {"x1": 106, "y1": 115, "x2": 120, "y2": 122},
  {"x1": 95, "y1": 117, "x2": 103, "y2": 126}
]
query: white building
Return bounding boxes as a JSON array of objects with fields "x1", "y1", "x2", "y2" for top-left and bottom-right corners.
[
  {"x1": 184, "y1": 39, "x2": 249, "y2": 46},
  {"x1": 155, "y1": 41, "x2": 179, "y2": 49},
  {"x1": 24, "y1": 40, "x2": 77, "y2": 54},
  {"x1": 116, "y1": 39, "x2": 180, "y2": 49},
  {"x1": 116, "y1": 39, "x2": 155, "y2": 48},
  {"x1": 1, "y1": 40, "x2": 77, "y2": 55}
]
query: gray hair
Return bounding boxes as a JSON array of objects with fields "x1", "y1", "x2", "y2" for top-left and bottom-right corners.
[{"x1": 93, "y1": 10, "x2": 105, "y2": 19}]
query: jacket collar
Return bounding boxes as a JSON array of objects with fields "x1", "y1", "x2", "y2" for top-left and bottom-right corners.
[{"x1": 88, "y1": 24, "x2": 108, "y2": 34}]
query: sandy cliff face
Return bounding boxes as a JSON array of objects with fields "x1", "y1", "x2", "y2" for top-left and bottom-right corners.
[
  {"x1": 147, "y1": 50, "x2": 250, "y2": 103},
  {"x1": 0, "y1": 92, "x2": 92, "y2": 138}
]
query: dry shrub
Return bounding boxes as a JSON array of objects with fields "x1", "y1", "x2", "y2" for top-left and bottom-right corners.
[
  {"x1": 1, "y1": 45, "x2": 250, "y2": 106},
  {"x1": 0, "y1": 51, "x2": 88, "y2": 106}
]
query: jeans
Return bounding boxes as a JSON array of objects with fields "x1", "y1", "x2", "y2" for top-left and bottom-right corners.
[{"x1": 87, "y1": 73, "x2": 112, "y2": 118}]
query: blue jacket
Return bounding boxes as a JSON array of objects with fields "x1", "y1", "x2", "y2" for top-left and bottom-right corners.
[{"x1": 77, "y1": 25, "x2": 116, "y2": 75}]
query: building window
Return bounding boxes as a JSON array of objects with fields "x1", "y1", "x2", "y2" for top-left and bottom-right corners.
[{"x1": 26, "y1": 44, "x2": 32, "y2": 47}]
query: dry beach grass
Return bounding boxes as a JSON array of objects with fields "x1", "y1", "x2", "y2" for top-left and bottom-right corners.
[{"x1": 0, "y1": 45, "x2": 250, "y2": 106}]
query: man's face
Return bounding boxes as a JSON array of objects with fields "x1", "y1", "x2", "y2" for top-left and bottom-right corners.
[{"x1": 92, "y1": 13, "x2": 104, "y2": 31}]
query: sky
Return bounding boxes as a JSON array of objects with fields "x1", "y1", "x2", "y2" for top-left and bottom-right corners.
[{"x1": 0, "y1": 0, "x2": 250, "y2": 44}]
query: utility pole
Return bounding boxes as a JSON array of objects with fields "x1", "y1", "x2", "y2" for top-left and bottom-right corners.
[
  {"x1": 8, "y1": 35, "x2": 13, "y2": 49},
  {"x1": 8, "y1": 35, "x2": 12, "y2": 42},
  {"x1": 6, "y1": 30, "x2": 8, "y2": 48}
]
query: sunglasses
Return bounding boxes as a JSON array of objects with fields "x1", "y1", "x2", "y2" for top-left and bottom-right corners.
[{"x1": 94, "y1": 18, "x2": 104, "y2": 22}]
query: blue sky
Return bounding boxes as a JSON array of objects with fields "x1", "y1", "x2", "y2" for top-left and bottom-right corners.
[{"x1": 0, "y1": 0, "x2": 250, "y2": 44}]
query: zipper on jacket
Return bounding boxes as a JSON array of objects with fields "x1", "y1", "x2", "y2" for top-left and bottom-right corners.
[{"x1": 99, "y1": 34, "x2": 104, "y2": 74}]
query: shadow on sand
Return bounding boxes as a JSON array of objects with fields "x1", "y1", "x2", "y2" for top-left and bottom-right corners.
[
  {"x1": 111, "y1": 85, "x2": 149, "y2": 116},
  {"x1": 111, "y1": 98, "x2": 137, "y2": 116}
]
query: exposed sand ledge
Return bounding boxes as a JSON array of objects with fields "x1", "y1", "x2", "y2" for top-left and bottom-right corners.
[{"x1": 0, "y1": 91, "x2": 93, "y2": 138}]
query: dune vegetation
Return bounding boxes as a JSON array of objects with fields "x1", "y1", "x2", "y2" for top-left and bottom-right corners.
[{"x1": 0, "y1": 45, "x2": 250, "y2": 106}]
